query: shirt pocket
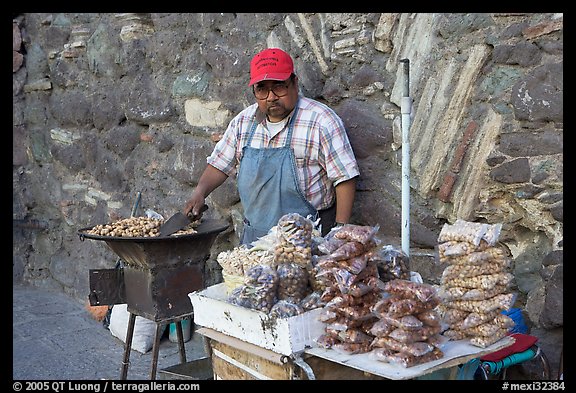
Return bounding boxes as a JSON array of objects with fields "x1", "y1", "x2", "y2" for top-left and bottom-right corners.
[{"x1": 295, "y1": 157, "x2": 319, "y2": 168}]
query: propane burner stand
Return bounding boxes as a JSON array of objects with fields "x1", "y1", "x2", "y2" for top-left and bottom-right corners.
[{"x1": 78, "y1": 219, "x2": 229, "y2": 379}]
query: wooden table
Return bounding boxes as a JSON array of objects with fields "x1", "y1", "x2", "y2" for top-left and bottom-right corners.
[
  {"x1": 305, "y1": 336, "x2": 515, "y2": 380},
  {"x1": 197, "y1": 327, "x2": 514, "y2": 380}
]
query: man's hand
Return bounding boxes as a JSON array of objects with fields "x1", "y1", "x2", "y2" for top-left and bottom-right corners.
[{"x1": 183, "y1": 196, "x2": 205, "y2": 217}]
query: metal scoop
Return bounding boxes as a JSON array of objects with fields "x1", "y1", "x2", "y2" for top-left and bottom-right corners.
[{"x1": 159, "y1": 204, "x2": 208, "y2": 237}]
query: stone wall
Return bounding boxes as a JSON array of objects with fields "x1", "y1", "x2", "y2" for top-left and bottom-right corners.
[{"x1": 13, "y1": 13, "x2": 562, "y2": 378}]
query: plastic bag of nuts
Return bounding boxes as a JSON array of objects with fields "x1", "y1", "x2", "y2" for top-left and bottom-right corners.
[
  {"x1": 274, "y1": 213, "x2": 314, "y2": 267},
  {"x1": 269, "y1": 300, "x2": 305, "y2": 318},
  {"x1": 370, "y1": 245, "x2": 410, "y2": 282},
  {"x1": 276, "y1": 262, "x2": 309, "y2": 303},
  {"x1": 277, "y1": 213, "x2": 314, "y2": 248},
  {"x1": 228, "y1": 264, "x2": 279, "y2": 313}
]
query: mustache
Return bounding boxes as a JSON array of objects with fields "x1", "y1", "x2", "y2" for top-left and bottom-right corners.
[{"x1": 266, "y1": 103, "x2": 284, "y2": 110}]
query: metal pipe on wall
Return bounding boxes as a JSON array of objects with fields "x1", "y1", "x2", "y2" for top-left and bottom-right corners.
[{"x1": 400, "y1": 59, "x2": 411, "y2": 258}]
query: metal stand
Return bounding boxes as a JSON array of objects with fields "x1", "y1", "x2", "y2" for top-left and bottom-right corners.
[{"x1": 120, "y1": 313, "x2": 191, "y2": 380}]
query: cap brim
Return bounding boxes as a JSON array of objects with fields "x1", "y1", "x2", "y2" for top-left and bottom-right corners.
[{"x1": 248, "y1": 72, "x2": 292, "y2": 86}]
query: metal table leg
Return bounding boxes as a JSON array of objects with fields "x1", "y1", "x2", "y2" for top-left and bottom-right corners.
[
  {"x1": 121, "y1": 314, "x2": 191, "y2": 380},
  {"x1": 120, "y1": 313, "x2": 137, "y2": 380},
  {"x1": 149, "y1": 322, "x2": 165, "y2": 380},
  {"x1": 174, "y1": 320, "x2": 187, "y2": 364}
]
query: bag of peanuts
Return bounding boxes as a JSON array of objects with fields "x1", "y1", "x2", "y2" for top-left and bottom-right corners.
[{"x1": 274, "y1": 213, "x2": 314, "y2": 267}]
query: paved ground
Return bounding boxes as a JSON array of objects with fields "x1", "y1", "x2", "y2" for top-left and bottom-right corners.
[{"x1": 13, "y1": 284, "x2": 209, "y2": 380}]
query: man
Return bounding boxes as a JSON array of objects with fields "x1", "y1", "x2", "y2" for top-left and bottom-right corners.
[{"x1": 184, "y1": 47, "x2": 359, "y2": 244}]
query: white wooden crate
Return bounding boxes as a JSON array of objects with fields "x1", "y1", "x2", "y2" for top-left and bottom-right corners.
[{"x1": 189, "y1": 283, "x2": 325, "y2": 356}]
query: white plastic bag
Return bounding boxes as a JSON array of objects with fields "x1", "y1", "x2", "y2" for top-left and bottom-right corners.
[{"x1": 108, "y1": 304, "x2": 164, "y2": 354}]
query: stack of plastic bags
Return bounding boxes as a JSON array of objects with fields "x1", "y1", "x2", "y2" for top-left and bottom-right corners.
[
  {"x1": 369, "y1": 279, "x2": 446, "y2": 367},
  {"x1": 314, "y1": 224, "x2": 382, "y2": 354},
  {"x1": 227, "y1": 213, "x2": 321, "y2": 317},
  {"x1": 436, "y1": 219, "x2": 515, "y2": 348}
]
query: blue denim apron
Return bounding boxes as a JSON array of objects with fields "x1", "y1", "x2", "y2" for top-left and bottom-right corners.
[{"x1": 237, "y1": 106, "x2": 317, "y2": 244}]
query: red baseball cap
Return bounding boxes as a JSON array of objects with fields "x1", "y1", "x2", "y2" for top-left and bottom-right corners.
[{"x1": 248, "y1": 48, "x2": 294, "y2": 86}]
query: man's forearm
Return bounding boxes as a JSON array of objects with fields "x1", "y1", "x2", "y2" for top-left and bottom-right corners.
[
  {"x1": 184, "y1": 165, "x2": 228, "y2": 215},
  {"x1": 196, "y1": 165, "x2": 229, "y2": 198},
  {"x1": 334, "y1": 177, "x2": 357, "y2": 223}
]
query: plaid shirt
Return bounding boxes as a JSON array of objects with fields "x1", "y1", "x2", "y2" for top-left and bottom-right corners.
[{"x1": 207, "y1": 96, "x2": 359, "y2": 210}]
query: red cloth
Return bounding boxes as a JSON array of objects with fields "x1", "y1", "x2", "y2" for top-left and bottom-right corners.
[{"x1": 480, "y1": 333, "x2": 538, "y2": 362}]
